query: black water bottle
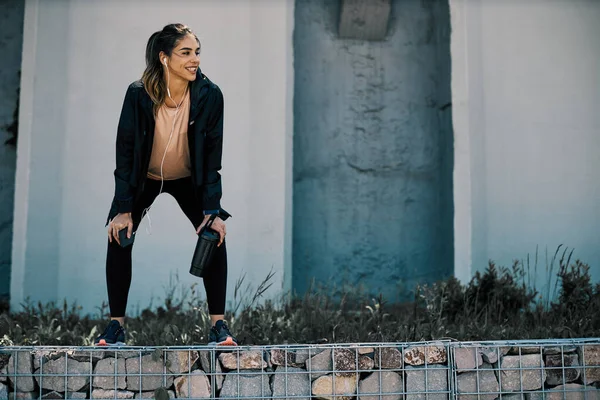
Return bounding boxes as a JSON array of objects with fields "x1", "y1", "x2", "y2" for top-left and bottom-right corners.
[{"x1": 190, "y1": 214, "x2": 220, "y2": 277}]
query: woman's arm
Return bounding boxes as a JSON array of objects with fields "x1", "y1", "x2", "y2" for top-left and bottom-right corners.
[
  {"x1": 113, "y1": 85, "x2": 137, "y2": 214},
  {"x1": 202, "y1": 86, "x2": 225, "y2": 213}
]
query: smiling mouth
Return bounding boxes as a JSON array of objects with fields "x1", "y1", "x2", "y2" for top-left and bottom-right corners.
[{"x1": 186, "y1": 66, "x2": 198, "y2": 74}]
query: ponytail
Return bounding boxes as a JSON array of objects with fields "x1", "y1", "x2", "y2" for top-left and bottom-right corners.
[{"x1": 141, "y1": 24, "x2": 199, "y2": 116}]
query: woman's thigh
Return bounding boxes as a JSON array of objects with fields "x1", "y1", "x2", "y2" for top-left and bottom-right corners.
[
  {"x1": 131, "y1": 178, "x2": 162, "y2": 230},
  {"x1": 165, "y1": 177, "x2": 204, "y2": 230}
]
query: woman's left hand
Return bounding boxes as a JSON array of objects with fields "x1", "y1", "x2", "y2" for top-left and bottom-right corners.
[{"x1": 197, "y1": 215, "x2": 226, "y2": 246}]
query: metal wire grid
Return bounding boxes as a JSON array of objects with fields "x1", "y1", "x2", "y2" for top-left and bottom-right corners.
[
  {"x1": 0, "y1": 338, "x2": 598, "y2": 399},
  {"x1": 449, "y1": 338, "x2": 600, "y2": 399}
]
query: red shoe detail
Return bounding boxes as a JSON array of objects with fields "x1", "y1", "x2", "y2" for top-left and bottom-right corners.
[{"x1": 218, "y1": 337, "x2": 237, "y2": 346}]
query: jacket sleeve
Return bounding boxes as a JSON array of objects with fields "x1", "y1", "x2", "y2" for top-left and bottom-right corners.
[
  {"x1": 202, "y1": 86, "x2": 224, "y2": 212},
  {"x1": 113, "y1": 85, "x2": 137, "y2": 214}
]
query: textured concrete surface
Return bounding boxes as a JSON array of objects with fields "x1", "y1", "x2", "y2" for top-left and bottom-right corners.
[
  {"x1": 338, "y1": 0, "x2": 392, "y2": 41},
  {"x1": 0, "y1": 0, "x2": 24, "y2": 301},
  {"x1": 292, "y1": 0, "x2": 453, "y2": 301}
]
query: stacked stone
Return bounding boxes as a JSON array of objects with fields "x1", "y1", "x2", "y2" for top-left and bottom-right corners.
[
  {"x1": 454, "y1": 344, "x2": 600, "y2": 399},
  {"x1": 0, "y1": 345, "x2": 448, "y2": 399},
  {"x1": 0, "y1": 349, "x2": 200, "y2": 399},
  {"x1": 0, "y1": 344, "x2": 598, "y2": 399}
]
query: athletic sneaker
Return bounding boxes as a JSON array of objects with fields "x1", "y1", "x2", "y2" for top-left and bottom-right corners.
[
  {"x1": 94, "y1": 320, "x2": 126, "y2": 346},
  {"x1": 208, "y1": 320, "x2": 237, "y2": 346}
]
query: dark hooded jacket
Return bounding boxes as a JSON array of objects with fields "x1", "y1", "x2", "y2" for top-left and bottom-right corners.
[{"x1": 106, "y1": 67, "x2": 230, "y2": 225}]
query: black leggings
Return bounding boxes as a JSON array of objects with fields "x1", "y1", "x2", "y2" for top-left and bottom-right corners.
[{"x1": 106, "y1": 177, "x2": 227, "y2": 317}]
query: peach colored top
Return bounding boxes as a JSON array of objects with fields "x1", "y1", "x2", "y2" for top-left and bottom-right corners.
[{"x1": 147, "y1": 91, "x2": 191, "y2": 181}]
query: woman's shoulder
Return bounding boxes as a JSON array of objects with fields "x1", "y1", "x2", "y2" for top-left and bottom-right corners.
[
  {"x1": 120, "y1": 80, "x2": 150, "y2": 106},
  {"x1": 200, "y1": 73, "x2": 223, "y2": 99},
  {"x1": 125, "y1": 79, "x2": 145, "y2": 94}
]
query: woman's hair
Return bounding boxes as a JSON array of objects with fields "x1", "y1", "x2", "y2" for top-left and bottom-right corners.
[{"x1": 142, "y1": 23, "x2": 200, "y2": 115}]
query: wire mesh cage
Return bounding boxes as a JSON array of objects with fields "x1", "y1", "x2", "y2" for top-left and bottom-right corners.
[{"x1": 0, "y1": 339, "x2": 598, "y2": 399}]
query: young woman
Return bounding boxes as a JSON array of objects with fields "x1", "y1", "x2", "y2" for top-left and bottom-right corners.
[{"x1": 95, "y1": 23, "x2": 236, "y2": 346}]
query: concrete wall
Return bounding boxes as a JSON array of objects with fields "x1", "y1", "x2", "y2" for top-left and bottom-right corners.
[
  {"x1": 0, "y1": 0, "x2": 24, "y2": 301},
  {"x1": 11, "y1": 0, "x2": 294, "y2": 314},
  {"x1": 451, "y1": 0, "x2": 600, "y2": 292},
  {"x1": 292, "y1": 0, "x2": 454, "y2": 301}
]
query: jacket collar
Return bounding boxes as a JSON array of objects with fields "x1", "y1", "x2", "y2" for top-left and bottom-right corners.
[{"x1": 189, "y1": 67, "x2": 210, "y2": 122}]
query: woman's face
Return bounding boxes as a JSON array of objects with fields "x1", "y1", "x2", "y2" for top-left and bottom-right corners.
[{"x1": 165, "y1": 34, "x2": 200, "y2": 81}]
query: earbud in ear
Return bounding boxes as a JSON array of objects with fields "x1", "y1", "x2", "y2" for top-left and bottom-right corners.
[{"x1": 163, "y1": 58, "x2": 167, "y2": 66}]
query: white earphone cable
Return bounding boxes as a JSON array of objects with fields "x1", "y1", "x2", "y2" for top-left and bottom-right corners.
[{"x1": 141, "y1": 64, "x2": 187, "y2": 234}]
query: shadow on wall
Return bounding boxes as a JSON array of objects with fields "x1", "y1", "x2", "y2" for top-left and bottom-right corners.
[
  {"x1": 0, "y1": 76, "x2": 18, "y2": 304},
  {"x1": 4, "y1": 75, "x2": 19, "y2": 147},
  {"x1": 0, "y1": 0, "x2": 25, "y2": 302},
  {"x1": 292, "y1": 0, "x2": 454, "y2": 302}
]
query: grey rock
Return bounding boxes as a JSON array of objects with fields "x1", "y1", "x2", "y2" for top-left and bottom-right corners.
[
  {"x1": 333, "y1": 348, "x2": 374, "y2": 376},
  {"x1": 347, "y1": 345, "x2": 375, "y2": 356},
  {"x1": 0, "y1": 383, "x2": 8, "y2": 399},
  {"x1": 525, "y1": 393, "x2": 546, "y2": 400},
  {"x1": 220, "y1": 373, "x2": 272, "y2": 398},
  {"x1": 198, "y1": 350, "x2": 225, "y2": 391},
  {"x1": 295, "y1": 349, "x2": 311, "y2": 365},
  {"x1": 501, "y1": 394, "x2": 525, "y2": 400},
  {"x1": 219, "y1": 351, "x2": 267, "y2": 370},
  {"x1": 544, "y1": 346, "x2": 578, "y2": 355},
  {"x1": 480, "y1": 348, "x2": 500, "y2": 364},
  {"x1": 545, "y1": 353, "x2": 580, "y2": 385},
  {"x1": 133, "y1": 390, "x2": 175, "y2": 399},
  {"x1": 404, "y1": 343, "x2": 447, "y2": 366},
  {"x1": 173, "y1": 370, "x2": 211, "y2": 399},
  {"x1": 102, "y1": 351, "x2": 150, "y2": 360},
  {"x1": 33, "y1": 349, "x2": 103, "y2": 370},
  {"x1": 361, "y1": 355, "x2": 375, "y2": 371},
  {"x1": 91, "y1": 389, "x2": 135, "y2": 399},
  {"x1": 8, "y1": 351, "x2": 35, "y2": 392},
  {"x1": 499, "y1": 347, "x2": 512, "y2": 356},
  {"x1": 358, "y1": 371, "x2": 403, "y2": 400},
  {"x1": 210, "y1": 367, "x2": 226, "y2": 391},
  {"x1": 125, "y1": 355, "x2": 174, "y2": 392},
  {"x1": 454, "y1": 347, "x2": 483, "y2": 372},
  {"x1": 405, "y1": 364, "x2": 448, "y2": 400},
  {"x1": 0, "y1": 364, "x2": 6, "y2": 383},
  {"x1": 6, "y1": 392, "x2": 35, "y2": 399},
  {"x1": 306, "y1": 349, "x2": 332, "y2": 379},
  {"x1": 271, "y1": 348, "x2": 297, "y2": 367},
  {"x1": 165, "y1": 350, "x2": 198, "y2": 374},
  {"x1": 272, "y1": 366, "x2": 311, "y2": 400},
  {"x1": 500, "y1": 355, "x2": 546, "y2": 391},
  {"x1": 32, "y1": 350, "x2": 65, "y2": 371},
  {"x1": 70, "y1": 350, "x2": 105, "y2": 363},
  {"x1": 541, "y1": 383, "x2": 600, "y2": 400},
  {"x1": 312, "y1": 374, "x2": 357, "y2": 400},
  {"x1": 42, "y1": 391, "x2": 87, "y2": 399},
  {"x1": 456, "y1": 363, "x2": 498, "y2": 400},
  {"x1": 579, "y1": 345, "x2": 600, "y2": 385},
  {"x1": 35, "y1": 356, "x2": 89, "y2": 392},
  {"x1": 511, "y1": 346, "x2": 542, "y2": 355},
  {"x1": 93, "y1": 357, "x2": 127, "y2": 390},
  {"x1": 374, "y1": 347, "x2": 403, "y2": 369},
  {"x1": 198, "y1": 350, "x2": 216, "y2": 372}
]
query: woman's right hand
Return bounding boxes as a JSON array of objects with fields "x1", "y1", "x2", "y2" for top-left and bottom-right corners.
[{"x1": 108, "y1": 212, "x2": 133, "y2": 245}]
